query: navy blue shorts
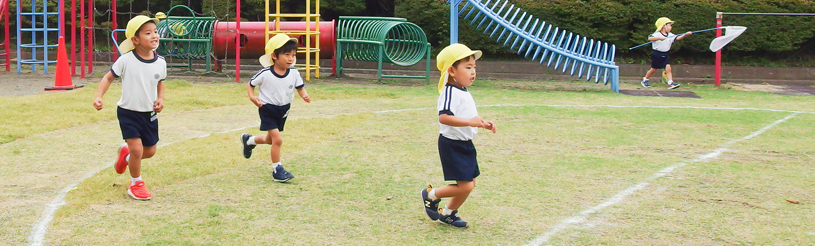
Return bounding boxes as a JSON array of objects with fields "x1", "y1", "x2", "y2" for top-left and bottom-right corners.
[
  {"x1": 650, "y1": 51, "x2": 670, "y2": 69},
  {"x1": 438, "y1": 134, "x2": 480, "y2": 181},
  {"x1": 259, "y1": 104, "x2": 290, "y2": 132},
  {"x1": 117, "y1": 107, "x2": 159, "y2": 147}
]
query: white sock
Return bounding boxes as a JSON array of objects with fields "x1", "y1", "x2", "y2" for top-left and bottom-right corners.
[
  {"x1": 442, "y1": 206, "x2": 454, "y2": 216},
  {"x1": 428, "y1": 189, "x2": 438, "y2": 200},
  {"x1": 272, "y1": 162, "x2": 281, "y2": 169},
  {"x1": 643, "y1": 77, "x2": 649, "y2": 81},
  {"x1": 247, "y1": 137, "x2": 256, "y2": 145},
  {"x1": 125, "y1": 154, "x2": 130, "y2": 162},
  {"x1": 668, "y1": 80, "x2": 674, "y2": 83},
  {"x1": 131, "y1": 176, "x2": 142, "y2": 186}
]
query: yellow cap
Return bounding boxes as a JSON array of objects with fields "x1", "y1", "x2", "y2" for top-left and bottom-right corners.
[
  {"x1": 655, "y1": 17, "x2": 674, "y2": 32},
  {"x1": 258, "y1": 34, "x2": 299, "y2": 67},
  {"x1": 155, "y1": 12, "x2": 167, "y2": 20},
  {"x1": 436, "y1": 43, "x2": 482, "y2": 94},
  {"x1": 118, "y1": 15, "x2": 160, "y2": 53}
]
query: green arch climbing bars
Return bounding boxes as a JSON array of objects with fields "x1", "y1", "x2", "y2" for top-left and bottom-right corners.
[
  {"x1": 335, "y1": 16, "x2": 431, "y2": 82},
  {"x1": 155, "y1": 5, "x2": 217, "y2": 72}
]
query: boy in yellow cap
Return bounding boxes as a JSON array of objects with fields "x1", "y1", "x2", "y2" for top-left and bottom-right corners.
[
  {"x1": 241, "y1": 33, "x2": 311, "y2": 183},
  {"x1": 641, "y1": 17, "x2": 691, "y2": 89},
  {"x1": 92, "y1": 15, "x2": 166, "y2": 200},
  {"x1": 421, "y1": 43, "x2": 496, "y2": 228}
]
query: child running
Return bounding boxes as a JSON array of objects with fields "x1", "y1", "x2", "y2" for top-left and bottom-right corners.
[
  {"x1": 421, "y1": 43, "x2": 497, "y2": 228},
  {"x1": 93, "y1": 15, "x2": 166, "y2": 200},
  {"x1": 241, "y1": 34, "x2": 311, "y2": 182},
  {"x1": 640, "y1": 17, "x2": 692, "y2": 89}
]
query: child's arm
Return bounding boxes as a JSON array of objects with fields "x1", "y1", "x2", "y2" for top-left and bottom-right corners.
[
  {"x1": 154, "y1": 81, "x2": 165, "y2": 113},
  {"x1": 297, "y1": 87, "x2": 310, "y2": 103},
  {"x1": 439, "y1": 115, "x2": 497, "y2": 133},
  {"x1": 246, "y1": 83, "x2": 262, "y2": 107},
  {"x1": 93, "y1": 71, "x2": 116, "y2": 111},
  {"x1": 648, "y1": 36, "x2": 666, "y2": 41},
  {"x1": 676, "y1": 31, "x2": 692, "y2": 41}
]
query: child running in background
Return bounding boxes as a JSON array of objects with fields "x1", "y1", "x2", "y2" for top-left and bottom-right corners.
[
  {"x1": 241, "y1": 34, "x2": 311, "y2": 183},
  {"x1": 641, "y1": 17, "x2": 691, "y2": 89}
]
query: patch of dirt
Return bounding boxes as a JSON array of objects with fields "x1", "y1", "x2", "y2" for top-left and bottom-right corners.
[
  {"x1": 729, "y1": 83, "x2": 815, "y2": 96},
  {"x1": 0, "y1": 72, "x2": 94, "y2": 97}
]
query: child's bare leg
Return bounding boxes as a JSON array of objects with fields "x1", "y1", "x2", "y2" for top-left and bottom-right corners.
[
  {"x1": 126, "y1": 138, "x2": 144, "y2": 178},
  {"x1": 254, "y1": 129, "x2": 283, "y2": 163},
  {"x1": 142, "y1": 145, "x2": 156, "y2": 159},
  {"x1": 644, "y1": 68, "x2": 658, "y2": 79},
  {"x1": 434, "y1": 180, "x2": 475, "y2": 210},
  {"x1": 665, "y1": 65, "x2": 674, "y2": 81}
]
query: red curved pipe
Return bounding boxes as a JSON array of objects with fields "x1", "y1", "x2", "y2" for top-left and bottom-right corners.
[{"x1": 213, "y1": 20, "x2": 335, "y2": 60}]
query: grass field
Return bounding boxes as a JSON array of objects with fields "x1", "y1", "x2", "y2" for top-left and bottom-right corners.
[{"x1": 2, "y1": 77, "x2": 813, "y2": 245}]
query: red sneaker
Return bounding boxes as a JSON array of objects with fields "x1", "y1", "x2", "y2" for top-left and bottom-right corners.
[
  {"x1": 115, "y1": 143, "x2": 129, "y2": 174},
  {"x1": 127, "y1": 181, "x2": 152, "y2": 200}
]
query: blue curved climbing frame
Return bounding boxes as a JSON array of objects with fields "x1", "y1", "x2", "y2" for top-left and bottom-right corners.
[{"x1": 449, "y1": 0, "x2": 619, "y2": 92}]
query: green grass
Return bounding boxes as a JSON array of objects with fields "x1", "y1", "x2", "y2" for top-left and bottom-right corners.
[{"x1": 3, "y1": 78, "x2": 815, "y2": 245}]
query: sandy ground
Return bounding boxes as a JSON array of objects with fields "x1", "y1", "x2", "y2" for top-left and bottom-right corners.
[{"x1": 0, "y1": 72, "x2": 94, "y2": 97}]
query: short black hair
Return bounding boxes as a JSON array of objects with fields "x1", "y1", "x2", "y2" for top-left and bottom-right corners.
[
  {"x1": 136, "y1": 21, "x2": 158, "y2": 36},
  {"x1": 451, "y1": 55, "x2": 475, "y2": 68},
  {"x1": 274, "y1": 40, "x2": 298, "y2": 56}
]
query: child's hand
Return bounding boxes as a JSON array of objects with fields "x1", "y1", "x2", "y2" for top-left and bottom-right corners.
[
  {"x1": 685, "y1": 31, "x2": 692, "y2": 36},
  {"x1": 249, "y1": 96, "x2": 262, "y2": 107},
  {"x1": 302, "y1": 94, "x2": 311, "y2": 103},
  {"x1": 93, "y1": 97, "x2": 104, "y2": 111},
  {"x1": 153, "y1": 98, "x2": 164, "y2": 113},
  {"x1": 483, "y1": 120, "x2": 497, "y2": 133}
]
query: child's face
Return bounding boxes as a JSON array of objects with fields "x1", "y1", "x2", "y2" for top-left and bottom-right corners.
[
  {"x1": 132, "y1": 22, "x2": 159, "y2": 51},
  {"x1": 448, "y1": 56, "x2": 477, "y2": 87},
  {"x1": 663, "y1": 23, "x2": 672, "y2": 32},
  {"x1": 271, "y1": 50, "x2": 297, "y2": 69}
]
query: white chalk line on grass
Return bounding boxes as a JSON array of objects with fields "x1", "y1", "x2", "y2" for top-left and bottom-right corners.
[
  {"x1": 27, "y1": 126, "x2": 252, "y2": 246},
  {"x1": 28, "y1": 104, "x2": 809, "y2": 245},
  {"x1": 524, "y1": 112, "x2": 800, "y2": 246}
]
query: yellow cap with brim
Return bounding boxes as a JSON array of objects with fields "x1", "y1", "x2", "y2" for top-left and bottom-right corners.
[
  {"x1": 655, "y1": 17, "x2": 675, "y2": 32},
  {"x1": 259, "y1": 34, "x2": 299, "y2": 67},
  {"x1": 118, "y1": 15, "x2": 160, "y2": 53},
  {"x1": 155, "y1": 12, "x2": 167, "y2": 20},
  {"x1": 436, "y1": 43, "x2": 482, "y2": 94}
]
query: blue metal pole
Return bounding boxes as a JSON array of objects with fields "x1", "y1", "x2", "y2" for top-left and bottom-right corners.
[
  {"x1": 449, "y1": 0, "x2": 460, "y2": 44},
  {"x1": 16, "y1": 0, "x2": 21, "y2": 73}
]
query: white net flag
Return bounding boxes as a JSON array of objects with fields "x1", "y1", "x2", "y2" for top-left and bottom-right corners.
[{"x1": 709, "y1": 26, "x2": 747, "y2": 52}]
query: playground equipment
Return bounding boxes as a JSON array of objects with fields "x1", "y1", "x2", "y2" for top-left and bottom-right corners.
[
  {"x1": 212, "y1": 21, "x2": 335, "y2": 60},
  {"x1": 266, "y1": 0, "x2": 322, "y2": 80},
  {"x1": 334, "y1": 16, "x2": 431, "y2": 82},
  {"x1": 448, "y1": 0, "x2": 619, "y2": 92},
  {"x1": 155, "y1": 5, "x2": 217, "y2": 72},
  {"x1": 1, "y1": 0, "x2": 9, "y2": 71},
  {"x1": 17, "y1": 0, "x2": 63, "y2": 74}
]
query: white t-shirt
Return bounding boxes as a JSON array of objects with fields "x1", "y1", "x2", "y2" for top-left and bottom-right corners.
[
  {"x1": 437, "y1": 84, "x2": 478, "y2": 141},
  {"x1": 110, "y1": 51, "x2": 167, "y2": 112},
  {"x1": 249, "y1": 67, "x2": 305, "y2": 106},
  {"x1": 650, "y1": 31, "x2": 677, "y2": 52}
]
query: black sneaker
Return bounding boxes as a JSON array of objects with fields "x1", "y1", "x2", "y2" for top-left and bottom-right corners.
[
  {"x1": 272, "y1": 165, "x2": 294, "y2": 183},
  {"x1": 438, "y1": 209, "x2": 468, "y2": 228},
  {"x1": 421, "y1": 185, "x2": 441, "y2": 221},
  {"x1": 241, "y1": 133, "x2": 256, "y2": 159}
]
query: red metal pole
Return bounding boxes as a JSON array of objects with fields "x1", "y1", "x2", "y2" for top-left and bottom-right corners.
[
  {"x1": 236, "y1": 0, "x2": 241, "y2": 82},
  {"x1": 80, "y1": 0, "x2": 85, "y2": 78},
  {"x1": 71, "y1": 0, "x2": 76, "y2": 75},
  {"x1": 715, "y1": 12, "x2": 722, "y2": 87},
  {"x1": 88, "y1": 0, "x2": 93, "y2": 73},
  {"x1": 59, "y1": 0, "x2": 64, "y2": 37},
  {"x1": 112, "y1": 0, "x2": 117, "y2": 61}
]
